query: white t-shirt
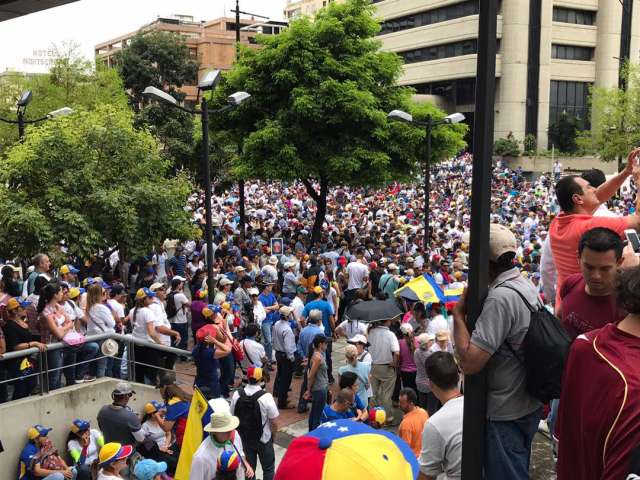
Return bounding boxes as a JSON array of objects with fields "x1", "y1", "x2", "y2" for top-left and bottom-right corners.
[
  {"x1": 141, "y1": 420, "x2": 167, "y2": 449},
  {"x1": 346, "y1": 261, "x2": 369, "y2": 290},
  {"x1": 420, "y1": 396, "x2": 464, "y2": 479},
  {"x1": 149, "y1": 300, "x2": 171, "y2": 346},
  {"x1": 190, "y1": 434, "x2": 245, "y2": 480},
  {"x1": 170, "y1": 292, "x2": 189, "y2": 324},
  {"x1": 337, "y1": 319, "x2": 367, "y2": 339},
  {"x1": 106, "y1": 299, "x2": 125, "y2": 320},
  {"x1": 427, "y1": 315, "x2": 450, "y2": 336},
  {"x1": 131, "y1": 306, "x2": 156, "y2": 341},
  {"x1": 240, "y1": 338, "x2": 266, "y2": 368},
  {"x1": 87, "y1": 304, "x2": 116, "y2": 335},
  {"x1": 253, "y1": 302, "x2": 266, "y2": 325},
  {"x1": 97, "y1": 472, "x2": 121, "y2": 480},
  {"x1": 187, "y1": 261, "x2": 204, "y2": 277},
  {"x1": 291, "y1": 296, "x2": 305, "y2": 323},
  {"x1": 367, "y1": 325, "x2": 400, "y2": 365},
  {"x1": 67, "y1": 429, "x2": 102, "y2": 465},
  {"x1": 230, "y1": 384, "x2": 279, "y2": 443}
]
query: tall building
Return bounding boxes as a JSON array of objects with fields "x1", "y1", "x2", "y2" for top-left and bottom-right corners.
[
  {"x1": 95, "y1": 15, "x2": 287, "y2": 103},
  {"x1": 284, "y1": 0, "x2": 640, "y2": 148},
  {"x1": 284, "y1": 0, "x2": 336, "y2": 19}
]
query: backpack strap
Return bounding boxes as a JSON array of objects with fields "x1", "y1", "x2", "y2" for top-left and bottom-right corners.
[{"x1": 496, "y1": 283, "x2": 542, "y2": 312}]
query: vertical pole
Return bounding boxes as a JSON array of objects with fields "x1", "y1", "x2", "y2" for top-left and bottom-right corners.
[
  {"x1": 202, "y1": 97, "x2": 215, "y2": 304},
  {"x1": 236, "y1": 0, "x2": 247, "y2": 241},
  {"x1": 17, "y1": 109, "x2": 25, "y2": 140},
  {"x1": 424, "y1": 118, "x2": 432, "y2": 251},
  {"x1": 462, "y1": 0, "x2": 498, "y2": 478}
]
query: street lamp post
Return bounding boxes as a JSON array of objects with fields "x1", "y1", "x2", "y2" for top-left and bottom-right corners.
[
  {"x1": 143, "y1": 78, "x2": 251, "y2": 304},
  {"x1": 0, "y1": 90, "x2": 73, "y2": 140},
  {"x1": 387, "y1": 110, "x2": 465, "y2": 250}
]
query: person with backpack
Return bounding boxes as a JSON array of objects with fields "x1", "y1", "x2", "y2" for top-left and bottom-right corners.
[
  {"x1": 230, "y1": 366, "x2": 279, "y2": 480},
  {"x1": 452, "y1": 224, "x2": 544, "y2": 480}
]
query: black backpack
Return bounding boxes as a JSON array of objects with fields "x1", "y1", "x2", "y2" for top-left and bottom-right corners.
[
  {"x1": 499, "y1": 285, "x2": 571, "y2": 404},
  {"x1": 235, "y1": 389, "x2": 267, "y2": 449},
  {"x1": 165, "y1": 291, "x2": 178, "y2": 319}
]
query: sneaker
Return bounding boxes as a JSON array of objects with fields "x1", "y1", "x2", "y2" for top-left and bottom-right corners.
[
  {"x1": 538, "y1": 419, "x2": 550, "y2": 435},
  {"x1": 83, "y1": 375, "x2": 96, "y2": 383}
]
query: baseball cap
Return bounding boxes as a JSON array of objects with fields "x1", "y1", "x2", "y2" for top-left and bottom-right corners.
[
  {"x1": 144, "y1": 400, "x2": 166, "y2": 414},
  {"x1": 27, "y1": 424, "x2": 52, "y2": 440},
  {"x1": 247, "y1": 365, "x2": 263, "y2": 381},
  {"x1": 196, "y1": 324, "x2": 219, "y2": 343},
  {"x1": 280, "y1": 305, "x2": 294, "y2": 316},
  {"x1": 112, "y1": 382, "x2": 136, "y2": 396},
  {"x1": 135, "y1": 288, "x2": 156, "y2": 300},
  {"x1": 436, "y1": 331, "x2": 450, "y2": 342},
  {"x1": 219, "y1": 277, "x2": 234, "y2": 287},
  {"x1": 68, "y1": 287, "x2": 85, "y2": 300},
  {"x1": 280, "y1": 296, "x2": 292, "y2": 307},
  {"x1": 134, "y1": 459, "x2": 168, "y2": 480},
  {"x1": 172, "y1": 275, "x2": 187, "y2": 283},
  {"x1": 110, "y1": 284, "x2": 126, "y2": 296},
  {"x1": 6, "y1": 297, "x2": 31, "y2": 311},
  {"x1": 149, "y1": 282, "x2": 166, "y2": 292},
  {"x1": 248, "y1": 288, "x2": 260, "y2": 296},
  {"x1": 319, "y1": 279, "x2": 330, "y2": 290},
  {"x1": 234, "y1": 266, "x2": 246, "y2": 273},
  {"x1": 347, "y1": 334, "x2": 369, "y2": 346},
  {"x1": 313, "y1": 286, "x2": 323, "y2": 294},
  {"x1": 296, "y1": 286, "x2": 306, "y2": 294},
  {"x1": 99, "y1": 442, "x2": 133, "y2": 466},
  {"x1": 462, "y1": 224, "x2": 517, "y2": 262},
  {"x1": 70, "y1": 419, "x2": 90, "y2": 434},
  {"x1": 60, "y1": 265, "x2": 79, "y2": 275}
]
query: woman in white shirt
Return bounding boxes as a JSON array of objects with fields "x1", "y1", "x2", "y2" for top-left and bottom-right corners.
[
  {"x1": 139, "y1": 400, "x2": 177, "y2": 474},
  {"x1": 250, "y1": 288, "x2": 266, "y2": 325},
  {"x1": 130, "y1": 288, "x2": 163, "y2": 385},
  {"x1": 67, "y1": 419, "x2": 104, "y2": 478},
  {"x1": 86, "y1": 283, "x2": 117, "y2": 378}
]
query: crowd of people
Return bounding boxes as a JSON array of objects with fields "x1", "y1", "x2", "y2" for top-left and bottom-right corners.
[{"x1": 4, "y1": 148, "x2": 640, "y2": 479}]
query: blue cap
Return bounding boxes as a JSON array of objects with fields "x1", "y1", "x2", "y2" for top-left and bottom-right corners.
[
  {"x1": 28, "y1": 424, "x2": 52, "y2": 440},
  {"x1": 319, "y1": 279, "x2": 330, "y2": 290},
  {"x1": 134, "y1": 459, "x2": 168, "y2": 480},
  {"x1": 212, "y1": 304, "x2": 222, "y2": 314},
  {"x1": 71, "y1": 419, "x2": 90, "y2": 433},
  {"x1": 101, "y1": 281, "x2": 112, "y2": 290},
  {"x1": 280, "y1": 297, "x2": 292, "y2": 307}
]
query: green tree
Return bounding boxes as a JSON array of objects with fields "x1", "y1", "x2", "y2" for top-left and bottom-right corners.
[
  {"x1": 579, "y1": 63, "x2": 640, "y2": 160},
  {"x1": 0, "y1": 105, "x2": 197, "y2": 261},
  {"x1": 212, "y1": 0, "x2": 466, "y2": 242},
  {"x1": 549, "y1": 112, "x2": 579, "y2": 154}
]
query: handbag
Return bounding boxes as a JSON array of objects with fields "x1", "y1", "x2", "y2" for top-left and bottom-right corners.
[{"x1": 222, "y1": 328, "x2": 244, "y2": 362}]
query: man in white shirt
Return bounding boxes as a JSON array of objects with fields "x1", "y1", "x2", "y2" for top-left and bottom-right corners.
[
  {"x1": 231, "y1": 366, "x2": 279, "y2": 480},
  {"x1": 149, "y1": 283, "x2": 181, "y2": 370},
  {"x1": 167, "y1": 276, "x2": 190, "y2": 352},
  {"x1": 239, "y1": 324, "x2": 268, "y2": 369},
  {"x1": 419, "y1": 351, "x2": 463, "y2": 480},
  {"x1": 290, "y1": 286, "x2": 306, "y2": 325},
  {"x1": 346, "y1": 249, "x2": 369, "y2": 291},
  {"x1": 367, "y1": 319, "x2": 400, "y2": 424}
]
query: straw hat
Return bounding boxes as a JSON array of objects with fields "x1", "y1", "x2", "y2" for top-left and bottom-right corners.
[
  {"x1": 203, "y1": 412, "x2": 240, "y2": 433},
  {"x1": 101, "y1": 339, "x2": 119, "y2": 357}
]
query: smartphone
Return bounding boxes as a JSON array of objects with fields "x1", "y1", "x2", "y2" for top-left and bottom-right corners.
[{"x1": 625, "y1": 229, "x2": 640, "y2": 255}]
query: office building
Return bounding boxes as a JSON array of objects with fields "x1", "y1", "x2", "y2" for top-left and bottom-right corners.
[{"x1": 285, "y1": 0, "x2": 640, "y2": 148}]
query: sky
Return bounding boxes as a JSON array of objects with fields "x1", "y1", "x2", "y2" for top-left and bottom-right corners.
[{"x1": 0, "y1": 0, "x2": 288, "y2": 73}]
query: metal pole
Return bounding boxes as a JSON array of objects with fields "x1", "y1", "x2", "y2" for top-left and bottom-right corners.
[
  {"x1": 17, "y1": 109, "x2": 25, "y2": 140},
  {"x1": 236, "y1": 0, "x2": 247, "y2": 241},
  {"x1": 202, "y1": 96, "x2": 216, "y2": 304},
  {"x1": 424, "y1": 118, "x2": 432, "y2": 251},
  {"x1": 462, "y1": 0, "x2": 498, "y2": 478}
]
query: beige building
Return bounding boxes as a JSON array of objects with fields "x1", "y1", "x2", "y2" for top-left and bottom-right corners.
[
  {"x1": 285, "y1": 0, "x2": 640, "y2": 148},
  {"x1": 95, "y1": 15, "x2": 287, "y2": 103},
  {"x1": 285, "y1": 0, "x2": 337, "y2": 19}
]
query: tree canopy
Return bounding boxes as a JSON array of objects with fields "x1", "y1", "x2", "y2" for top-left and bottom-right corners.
[
  {"x1": 211, "y1": 0, "x2": 466, "y2": 241},
  {"x1": 0, "y1": 104, "x2": 197, "y2": 261}
]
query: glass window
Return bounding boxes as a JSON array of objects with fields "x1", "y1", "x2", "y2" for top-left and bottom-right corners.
[
  {"x1": 379, "y1": 0, "x2": 479, "y2": 35},
  {"x1": 553, "y1": 7, "x2": 594, "y2": 25}
]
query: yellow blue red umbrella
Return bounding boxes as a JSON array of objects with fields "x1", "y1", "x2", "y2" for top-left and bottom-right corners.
[{"x1": 394, "y1": 274, "x2": 461, "y2": 305}]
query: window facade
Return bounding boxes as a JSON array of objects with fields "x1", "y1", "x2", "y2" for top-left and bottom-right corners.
[
  {"x1": 379, "y1": 0, "x2": 479, "y2": 35},
  {"x1": 549, "y1": 80, "x2": 591, "y2": 129},
  {"x1": 410, "y1": 78, "x2": 476, "y2": 105},
  {"x1": 552, "y1": 7, "x2": 595, "y2": 25},
  {"x1": 551, "y1": 44, "x2": 594, "y2": 61},
  {"x1": 400, "y1": 39, "x2": 479, "y2": 64}
]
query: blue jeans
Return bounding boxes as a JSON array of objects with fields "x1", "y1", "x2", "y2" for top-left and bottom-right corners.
[
  {"x1": 171, "y1": 322, "x2": 189, "y2": 352},
  {"x1": 219, "y1": 354, "x2": 235, "y2": 398},
  {"x1": 261, "y1": 321, "x2": 273, "y2": 362},
  {"x1": 92, "y1": 341, "x2": 114, "y2": 378},
  {"x1": 48, "y1": 348, "x2": 76, "y2": 390},
  {"x1": 485, "y1": 407, "x2": 542, "y2": 480},
  {"x1": 42, "y1": 467, "x2": 77, "y2": 480},
  {"x1": 75, "y1": 342, "x2": 98, "y2": 379},
  {"x1": 309, "y1": 388, "x2": 327, "y2": 432}
]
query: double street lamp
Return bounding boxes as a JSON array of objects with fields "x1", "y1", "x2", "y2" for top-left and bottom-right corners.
[
  {"x1": 143, "y1": 72, "x2": 250, "y2": 304},
  {"x1": 0, "y1": 90, "x2": 73, "y2": 139},
  {"x1": 387, "y1": 109, "x2": 465, "y2": 250}
]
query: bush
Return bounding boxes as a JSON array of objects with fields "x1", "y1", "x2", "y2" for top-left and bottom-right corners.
[
  {"x1": 494, "y1": 137, "x2": 521, "y2": 157},
  {"x1": 523, "y1": 134, "x2": 537, "y2": 156}
]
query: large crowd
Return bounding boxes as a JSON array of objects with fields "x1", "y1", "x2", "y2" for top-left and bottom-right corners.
[{"x1": 3, "y1": 150, "x2": 640, "y2": 479}]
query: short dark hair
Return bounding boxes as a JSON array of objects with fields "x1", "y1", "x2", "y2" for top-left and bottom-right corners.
[
  {"x1": 339, "y1": 371, "x2": 358, "y2": 390},
  {"x1": 555, "y1": 175, "x2": 583, "y2": 213},
  {"x1": 578, "y1": 227, "x2": 624, "y2": 260},
  {"x1": 425, "y1": 352, "x2": 459, "y2": 390},
  {"x1": 399, "y1": 387, "x2": 418, "y2": 405},
  {"x1": 336, "y1": 388, "x2": 354, "y2": 404},
  {"x1": 616, "y1": 266, "x2": 640, "y2": 313},
  {"x1": 581, "y1": 169, "x2": 607, "y2": 188},
  {"x1": 245, "y1": 323, "x2": 259, "y2": 338}
]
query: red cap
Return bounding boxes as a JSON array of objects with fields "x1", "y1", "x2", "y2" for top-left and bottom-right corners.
[{"x1": 196, "y1": 324, "x2": 219, "y2": 343}]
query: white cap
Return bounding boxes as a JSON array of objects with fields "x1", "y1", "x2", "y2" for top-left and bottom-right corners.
[
  {"x1": 387, "y1": 263, "x2": 398, "y2": 271},
  {"x1": 268, "y1": 255, "x2": 279, "y2": 265}
]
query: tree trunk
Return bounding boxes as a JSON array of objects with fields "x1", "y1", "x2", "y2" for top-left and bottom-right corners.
[{"x1": 301, "y1": 177, "x2": 329, "y2": 246}]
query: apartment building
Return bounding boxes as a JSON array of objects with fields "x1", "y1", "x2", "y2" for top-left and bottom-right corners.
[
  {"x1": 285, "y1": 0, "x2": 640, "y2": 148},
  {"x1": 95, "y1": 14, "x2": 287, "y2": 103}
]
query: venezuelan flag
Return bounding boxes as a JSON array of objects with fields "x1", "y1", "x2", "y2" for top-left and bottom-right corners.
[{"x1": 174, "y1": 387, "x2": 211, "y2": 480}]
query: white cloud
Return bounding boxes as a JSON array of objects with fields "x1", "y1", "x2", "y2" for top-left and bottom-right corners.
[{"x1": 0, "y1": 0, "x2": 288, "y2": 73}]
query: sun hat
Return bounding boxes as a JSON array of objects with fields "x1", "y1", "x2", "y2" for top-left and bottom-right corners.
[
  {"x1": 134, "y1": 459, "x2": 168, "y2": 480},
  {"x1": 203, "y1": 412, "x2": 240, "y2": 433},
  {"x1": 275, "y1": 420, "x2": 418, "y2": 480},
  {"x1": 70, "y1": 419, "x2": 90, "y2": 434},
  {"x1": 100, "y1": 339, "x2": 119, "y2": 357},
  {"x1": 27, "y1": 424, "x2": 52, "y2": 440},
  {"x1": 99, "y1": 442, "x2": 133, "y2": 466},
  {"x1": 144, "y1": 400, "x2": 166, "y2": 415},
  {"x1": 135, "y1": 287, "x2": 156, "y2": 300},
  {"x1": 217, "y1": 450, "x2": 241, "y2": 473}
]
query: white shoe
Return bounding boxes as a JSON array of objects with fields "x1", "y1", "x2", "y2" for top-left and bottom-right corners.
[{"x1": 538, "y1": 419, "x2": 550, "y2": 434}]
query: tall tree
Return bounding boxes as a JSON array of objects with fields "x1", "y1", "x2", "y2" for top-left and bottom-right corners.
[
  {"x1": 212, "y1": 0, "x2": 466, "y2": 242},
  {"x1": 115, "y1": 31, "x2": 200, "y2": 172},
  {"x1": 0, "y1": 104, "x2": 197, "y2": 262}
]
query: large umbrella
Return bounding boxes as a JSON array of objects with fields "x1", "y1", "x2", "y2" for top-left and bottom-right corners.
[
  {"x1": 394, "y1": 274, "x2": 462, "y2": 305},
  {"x1": 345, "y1": 299, "x2": 403, "y2": 323}
]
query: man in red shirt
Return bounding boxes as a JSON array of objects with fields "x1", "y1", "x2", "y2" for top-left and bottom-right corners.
[
  {"x1": 557, "y1": 266, "x2": 640, "y2": 480},
  {"x1": 559, "y1": 227, "x2": 626, "y2": 340},
  {"x1": 550, "y1": 148, "x2": 640, "y2": 307}
]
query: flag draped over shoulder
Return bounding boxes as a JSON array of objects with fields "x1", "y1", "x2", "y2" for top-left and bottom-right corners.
[{"x1": 175, "y1": 387, "x2": 211, "y2": 480}]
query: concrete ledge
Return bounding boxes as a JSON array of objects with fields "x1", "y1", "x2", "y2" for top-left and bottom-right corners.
[
  {"x1": 0, "y1": 378, "x2": 159, "y2": 477},
  {"x1": 501, "y1": 155, "x2": 618, "y2": 174}
]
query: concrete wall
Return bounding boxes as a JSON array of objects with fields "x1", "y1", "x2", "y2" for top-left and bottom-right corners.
[
  {"x1": 0, "y1": 379, "x2": 159, "y2": 476},
  {"x1": 502, "y1": 155, "x2": 618, "y2": 174}
]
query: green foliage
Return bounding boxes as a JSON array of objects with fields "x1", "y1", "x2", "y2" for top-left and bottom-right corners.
[
  {"x1": 548, "y1": 112, "x2": 579, "y2": 154},
  {"x1": 494, "y1": 137, "x2": 521, "y2": 157},
  {"x1": 580, "y1": 63, "x2": 640, "y2": 161},
  {"x1": 523, "y1": 134, "x2": 537, "y2": 156},
  {"x1": 408, "y1": 102, "x2": 468, "y2": 164},
  {"x1": 0, "y1": 105, "x2": 197, "y2": 260},
  {"x1": 115, "y1": 31, "x2": 200, "y2": 173}
]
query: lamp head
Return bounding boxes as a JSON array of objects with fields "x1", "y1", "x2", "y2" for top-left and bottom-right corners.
[
  {"x1": 444, "y1": 112, "x2": 466, "y2": 124},
  {"x1": 17, "y1": 90, "x2": 32, "y2": 108},
  {"x1": 198, "y1": 70, "x2": 222, "y2": 91},
  {"x1": 48, "y1": 107, "x2": 73, "y2": 118},
  {"x1": 142, "y1": 86, "x2": 178, "y2": 106},
  {"x1": 228, "y1": 91, "x2": 251, "y2": 106},
  {"x1": 387, "y1": 109, "x2": 413, "y2": 124}
]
